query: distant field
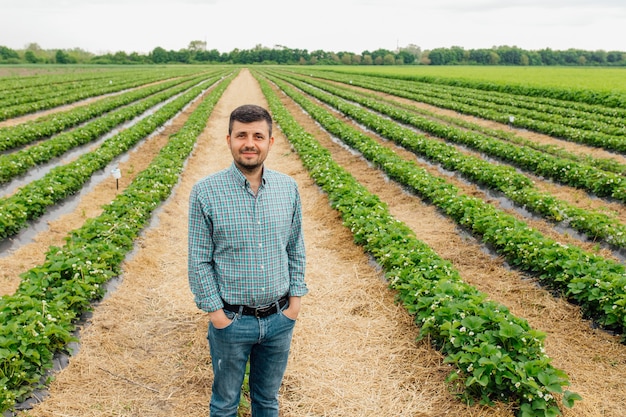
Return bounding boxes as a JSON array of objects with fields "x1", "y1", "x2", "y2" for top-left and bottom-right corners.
[
  {"x1": 2, "y1": 64, "x2": 625, "y2": 94},
  {"x1": 317, "y1": 65, "x2": 626, "y2": 94}
]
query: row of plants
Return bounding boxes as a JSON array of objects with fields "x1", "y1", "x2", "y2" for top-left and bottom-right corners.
[
  {"x1": 0, "y1": 70, "x2": 235, "y2": 413},
  {"x1": 0, "y1": 71, "x2": 230, "y2": 240},
  {"x1": 0, "y1": 66, "x2": 207, "y2": 98},
  {"x1": 283, "y1": 70, "x2": 626, "y2": 192},
  {"x1": 445, "y1": 84, "x2": 624, "y2": 127},
  {"x1": 368, "y1": 76, "x2": 626, "y2": 135},
  {"x1": 270, "y1": 70, "x2": 626, "y2": 250},
  {"x1": 0, "y1": 71, "x2": 218, "y2": 152},
  {"x1": 330, "y1": 68, "x2": 626, "y2": 121},
  {"x1": 255, "y1": 72, "x2": 580, "y2": 417},
  {"x1": 0, "y1": 67, "x2": 156, "y2": 93},
  {"x1": 288, "y1": 69, "x2": 626, "y2": 177},
  {"x1": 0, "y1": 73, "x2": 161, "y2": 120},
  {"x1": 0, "y1": 72, "x2": 155, "y2": 109},
  {"x1": 301, "y1": 70, "x2": 626, "y2": 153},
  {"x1": 359, "y1": 87, "x2": 626, "y2": 176},
  {"x1": 0, "y1": 70, "x2": 129, "y2": 101},
  {"x1": 0, "y1": 74, "x2": 214, "y2": 184},
  {"x1": 333, "y1": 69, "x2": 626, "y2": 109},
  {"x1": 261, "y1": 71, "x2": 626, "y2": 339},
  {"x1": 305, "y1": 68, "x2": 626, "y2": 121},
  {"x1": 0, "y1": 67, "x2": 209, "y2": 121}
]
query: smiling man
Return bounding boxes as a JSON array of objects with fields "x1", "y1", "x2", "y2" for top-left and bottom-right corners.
[{"x1": 187, "y1": 104, "x2": 308, "y2": 417}]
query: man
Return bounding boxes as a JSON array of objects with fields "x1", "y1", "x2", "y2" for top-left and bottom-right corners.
[{"x1": 188, "y1": 104, "x2": 308, "y2": 417}]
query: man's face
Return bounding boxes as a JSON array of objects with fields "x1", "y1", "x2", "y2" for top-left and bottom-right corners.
[{"x1": 227, "y1": 120, "x2": 274, "y2": 172}]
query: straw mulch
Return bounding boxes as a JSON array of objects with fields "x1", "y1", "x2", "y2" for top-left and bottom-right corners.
[{"x1": 12, "y1": 69, "x2": 626, "y2": 417}]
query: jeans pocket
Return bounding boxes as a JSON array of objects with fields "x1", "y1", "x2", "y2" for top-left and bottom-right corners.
[
  {"x1": 211, "y1": 310, "x2": 237, "y2": 330},
  {"x1": 280, "y1": 309, "x2": 297, "y2": 323}
]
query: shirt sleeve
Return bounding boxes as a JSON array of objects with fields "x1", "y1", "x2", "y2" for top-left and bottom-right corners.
[
  {"x1": 287, "y1": 183, "x2": 308, "y2": 297},
  {"x1": 187, "y1": 184, "x2": 224, "y2": 312}
]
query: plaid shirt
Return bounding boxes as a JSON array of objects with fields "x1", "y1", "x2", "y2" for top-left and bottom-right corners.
[{"x1": 188, "y1": 163, "x2": 307, "y2": 312}]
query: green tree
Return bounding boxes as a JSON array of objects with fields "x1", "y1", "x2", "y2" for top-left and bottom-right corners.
[
  {"x1": 520, "y1": 54, "x2": 529, "y2": 66},
  {"x1": 488, "y1": 51, "x2": 500, "y2": 65},
  {"x1": 606, "y1": 51, "x2": 624, "y2": 64},
  {"x1": 112, "y1": 51, "x2": 129, "y2": 64},
  {"x1": 24, "y1": 50, "x2": 41, "y2": 63},
  {"x1": 399, "y1": 44, "x2": 421, "y2": 63},
  {"x1": 55, "y1": 49, "x2": 69, "y2": 63},
  {"x1": 150, "y1": 47, "x2": 168, "y2": 63},
  {"x1": 561, "y1": 48, "x2": 582, "y2": 64},
  {"x1": 172, "y1": 49, "x2": 191, "y2": 63},
  {"x1": 427, "y1": 48, "x2": 446, "y2": 65},
  {"x1": 0, "y1": 45, "x2": 19, "y2": 60},
  {"x1": 468, "y1": 49, "x2": 491, "y2": 64},
  {"x1": 538, "y1": 48, "x2": 559, "y2": 65},
  {"x1": 370, "y1": 48, "x2": 394, "y2": 63},
  {"x1": 590, "y1": 50, "x2": 607, "y2": 65},
  {"x1": 195, "y1": 48, "x2": 222, "y2": 63},
  {"x1": 128, "y1": 52, "x2": 146, "y2": 63},
  {"x1": 396, "y1": 50, "x2": 415, "y2": 64},
  {"x1": 383, "y1": 53, "x2": 395, "y2": 65},
  {"x1": 496, "y1": 46, "x2": 524, "y2": 64}
]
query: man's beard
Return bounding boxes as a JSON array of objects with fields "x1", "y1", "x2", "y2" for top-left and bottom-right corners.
[{"x1": 237, "y1": 148, "x2": 261, "y2": 171}]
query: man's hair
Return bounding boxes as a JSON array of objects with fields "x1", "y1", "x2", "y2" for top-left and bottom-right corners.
[{"x1": 229, "y1": 104, "x2": 273, "y2": 137}]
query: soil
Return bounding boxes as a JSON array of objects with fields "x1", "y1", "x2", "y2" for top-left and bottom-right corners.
[{"x1": 4, "y1": 69, "x2": 626, "y2": 416}]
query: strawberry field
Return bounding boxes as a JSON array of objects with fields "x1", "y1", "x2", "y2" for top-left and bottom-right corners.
[{"x1": 1, "y1": 65, "x2": 626, "y2": 417}]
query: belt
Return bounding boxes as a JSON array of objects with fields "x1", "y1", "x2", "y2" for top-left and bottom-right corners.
[{"x1": 222, "y1": 294, "x2": 289, "y2": 318}]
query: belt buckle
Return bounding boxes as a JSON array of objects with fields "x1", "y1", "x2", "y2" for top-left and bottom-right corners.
[{"x1": 254, "y1": 304, "x2": 274, "y2": 318}]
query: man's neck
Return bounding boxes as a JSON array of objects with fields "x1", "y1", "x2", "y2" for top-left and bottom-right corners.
[{"x1": 236, "y1": 163, "x2": 263, "y2": 194}]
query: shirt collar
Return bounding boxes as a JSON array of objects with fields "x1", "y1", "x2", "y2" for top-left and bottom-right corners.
[{"x1": 229, "y1": 162, "x2": 267, "y2": 189}]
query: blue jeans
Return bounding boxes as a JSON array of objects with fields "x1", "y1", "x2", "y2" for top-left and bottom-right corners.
[{"x1": 207, "y1": 303, "x2": 296, "y2": 417}]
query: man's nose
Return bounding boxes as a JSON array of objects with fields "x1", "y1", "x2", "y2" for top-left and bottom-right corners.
[{"x1": 243, "y1": 134, "x2": 256, "y2": 146}]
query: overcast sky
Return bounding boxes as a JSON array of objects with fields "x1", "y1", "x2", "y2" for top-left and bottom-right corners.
[{"x1": 1, "y1": 0, "x2": 624, "y2": 54}]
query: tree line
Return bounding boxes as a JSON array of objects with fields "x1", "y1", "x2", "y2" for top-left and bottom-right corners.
[
  {"x1": 426, "y1": 45, "x2": 626, "y2": 66},
  {"x1": 1, "y1": 42, "x2": 625, "y2": 66}
]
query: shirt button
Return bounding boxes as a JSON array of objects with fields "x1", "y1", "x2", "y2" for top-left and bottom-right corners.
[
  {"x1": 260, "y1": 265, "x2": 264, "y2": 270},
  {"x1": 258, "y1": 243, "x2": 263, "y2": 248}
]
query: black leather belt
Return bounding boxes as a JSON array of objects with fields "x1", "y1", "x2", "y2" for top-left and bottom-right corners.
[{"x1": 222, "y1": 294, "x2": 289, "y2": 318}]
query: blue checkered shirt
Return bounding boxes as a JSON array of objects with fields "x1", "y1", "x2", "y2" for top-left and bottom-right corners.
[{"x1": 188, "y1": 163, "x2": 308, "y2": 312}]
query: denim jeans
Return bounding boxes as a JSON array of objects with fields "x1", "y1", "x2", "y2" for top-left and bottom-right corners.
[{"x1": 207, "y1": 302, "x2": 296, "y2": 417}]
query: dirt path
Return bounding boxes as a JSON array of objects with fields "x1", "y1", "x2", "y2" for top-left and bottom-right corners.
[{"x1": 13, "y1": 70, "x2": 626, "y2": 417}]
